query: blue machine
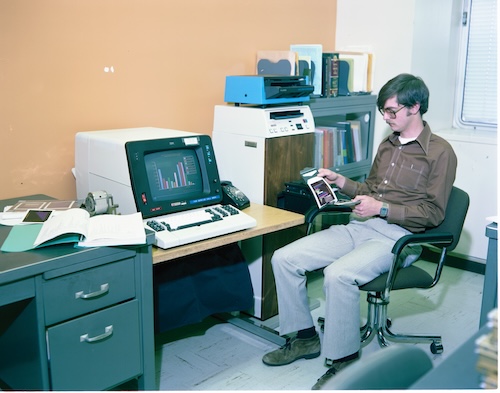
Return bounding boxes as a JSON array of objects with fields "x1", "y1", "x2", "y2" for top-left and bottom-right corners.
[{"x1": 224, "y1": 75, "x2": 313, "y2": 106}]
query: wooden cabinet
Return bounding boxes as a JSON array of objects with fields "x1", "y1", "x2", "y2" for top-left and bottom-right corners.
[
  {"x1": 263, "y1": 133, "x2": 315, "y2": 207},
  {"x1": 257, "y1": 133, "x2": 314, "y2": 319}
]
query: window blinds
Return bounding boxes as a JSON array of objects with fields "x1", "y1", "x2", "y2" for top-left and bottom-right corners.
[{"x1": 460, "y1": 0, "x2": 497, "y2": 127}]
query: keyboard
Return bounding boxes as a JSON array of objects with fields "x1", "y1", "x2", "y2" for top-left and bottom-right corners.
[{"x1": 145, "y1": 204, "x2": 257, "y2": 249}]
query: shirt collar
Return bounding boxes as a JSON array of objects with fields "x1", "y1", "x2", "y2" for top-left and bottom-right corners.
[{"x1": 388, "y1": 121, "x2": 432, "y2": 155}]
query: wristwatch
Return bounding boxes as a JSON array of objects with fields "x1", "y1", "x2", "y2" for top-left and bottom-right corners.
[{"x1": 380, "y1": 202, "x2": 389, "y2": 218}]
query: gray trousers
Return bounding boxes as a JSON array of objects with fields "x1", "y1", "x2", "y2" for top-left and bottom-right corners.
[{"x1": 271, "y1": 217, "x2": 420, "y2": 361}]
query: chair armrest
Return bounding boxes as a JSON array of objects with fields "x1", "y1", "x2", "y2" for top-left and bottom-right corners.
[
  {"x1": 392, "y1": 232, "x2": 454, "y2": 255},
  {"x1": 304, "y1": 204, "x2": 352, "y2": 224}
]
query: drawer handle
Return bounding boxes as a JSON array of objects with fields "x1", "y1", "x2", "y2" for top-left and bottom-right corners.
[
  {"x1": 80, "y1": 325, "x2": 113, "y2": 343},
  {"x1": 75, "y1": 283, "x2": 110, "y2": 299}
]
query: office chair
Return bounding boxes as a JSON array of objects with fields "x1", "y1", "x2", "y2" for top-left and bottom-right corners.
[
  {"x1": 306, "y1": 186, "x2": 470, "y2": 354},
  {"x1": 316, "y1": 344, "x2": 433, "y2": 390}
]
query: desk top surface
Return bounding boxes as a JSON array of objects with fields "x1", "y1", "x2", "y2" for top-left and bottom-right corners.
[
  {"x1": 152, "y1": 203, "x2": 304, "y2": 263},
  {"x1": 0, "y1": 196, "x2": 305, "y2": 268},
  {"x1": 486, "y1": 222, "x2": 498, "y2": 239},
  {"x1": 0, "y1": 195, "x2": 153, "y2": 285}
]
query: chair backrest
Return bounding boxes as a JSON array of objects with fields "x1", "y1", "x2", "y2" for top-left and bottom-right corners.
[
  {"x1": 320, "y1": 345, "x2": 433, "y2": 390},
  {"x1": 425, "y1": 186, "x2": 469, "y2": 251}
]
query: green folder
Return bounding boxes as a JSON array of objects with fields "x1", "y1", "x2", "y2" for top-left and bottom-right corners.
[{"x1": 1, "y1": 224, "x2": 80, "y2": 252}]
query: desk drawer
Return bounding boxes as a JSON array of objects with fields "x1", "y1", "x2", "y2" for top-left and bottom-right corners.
[
  {"x1": 43, "y1": 258, "x2": 135, "y2": 325},
  {"x1": 0, "y1": 277, "x2": 35, "y2": 307},
  {"x1": 47, "y1": 299, "x2": 141, "y2": 391}
]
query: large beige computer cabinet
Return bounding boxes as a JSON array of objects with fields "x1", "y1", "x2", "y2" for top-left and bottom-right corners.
[{"x1": 213, "y1": 105, "x2": 315, "y2": 320}]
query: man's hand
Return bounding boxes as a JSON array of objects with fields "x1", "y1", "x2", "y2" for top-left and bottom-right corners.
[
  {"x1": 317, "y1": 168, "x2": 346, "y2": 188},
  {"x1": 352, "y1": 195, "x2": 384, "y2": 218}
]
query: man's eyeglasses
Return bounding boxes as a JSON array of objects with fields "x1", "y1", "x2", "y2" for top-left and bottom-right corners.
[{"x1": 379, "y1": 105, "x2": 406, "y2": 119}]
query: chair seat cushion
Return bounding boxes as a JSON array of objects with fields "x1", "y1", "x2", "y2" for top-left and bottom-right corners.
[{"x1": 360, "y1": 265, "x2": 434, "y2": 292}]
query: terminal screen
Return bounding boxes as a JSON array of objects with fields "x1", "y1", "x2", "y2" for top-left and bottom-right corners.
[{"x1": 144, "y1": 149, "x2": 203, "y2": 202}]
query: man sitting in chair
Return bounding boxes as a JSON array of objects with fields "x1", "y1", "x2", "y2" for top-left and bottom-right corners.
[{"x1": 262, "y1": 73, "x2": 457, "y2": 390}]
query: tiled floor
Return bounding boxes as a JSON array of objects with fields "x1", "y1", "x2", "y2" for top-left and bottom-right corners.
[{"x1": 154, "y1": 260, "x2": 485, "y2": 390}]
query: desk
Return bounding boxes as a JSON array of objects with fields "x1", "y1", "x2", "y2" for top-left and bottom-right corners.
[
  {"x1": 0, "y1": 195, "x2": 155, "y2": 391},
  {"x1": 412, "y1": 324, "x2": 489, "y2": 389},
  {"x1": 0, "y1": 198, "x2": 304, "y2": 389},
  {"x1": 152, "y1": 203, "x2": 305, "y2": 263},
  {"x1": 152, "y1": 203, "x2": 305, "y2": 339},
  {"x1": 481, "y1": 223, "x2": 498, "y2": 326}
]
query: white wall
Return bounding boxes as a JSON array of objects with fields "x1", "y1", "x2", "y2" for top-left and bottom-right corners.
[{"x1": 335, "y1": 0, "x2": 498, "y2": 261}]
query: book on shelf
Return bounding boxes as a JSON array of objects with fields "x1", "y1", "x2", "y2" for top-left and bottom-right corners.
[
  {"x1": 314, "y1": 121, "x2": 365, "y2": 169},
  {"x1": 338, "y1": 124, "x2": 351, "y2": 163},
  {"x1": 324, "y1": 127, "x2": 334, "y2": 168},
  {"x1": 0, "y1": 208, "x2": 146, "y2": 252},
  {"x1": 314, "y1": 127, "x2": 330, "y2": 168},
  {"x1": 321, "y1": 52, "x2": 339, "y2": 97},
  {"x1": 348, "y1": 120, "x2": 363, "y2": 162},
  {"x1": 334, "y1": 127, "x2": 344, "y2": 167},
  {"x1": 315, "y1": 126, "x2": 342, "y2": 168},
  {"x1": 314, "y1": 129, "x2": 325, "y2": 168}
]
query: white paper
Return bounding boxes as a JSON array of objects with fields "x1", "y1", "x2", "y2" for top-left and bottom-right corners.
[
  {"x1": 32, "y1": 208, "x2": 146, "y2": 248},
  {"x1": 78, "y1": 212, "x2": 146, "y2": 247},
  {"x1": 34, "y1": 208, "x2": 89, "y2": 246}
]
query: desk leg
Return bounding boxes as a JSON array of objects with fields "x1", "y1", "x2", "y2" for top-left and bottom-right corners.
[
  {"x1": 136, "y1": 246, "x2": 156, "y2": 390},
  {"x1": 480, "y1": 231, "x2": 497, "y2": 327},
  {"x1": 215, "y1": 312, "x2": 287, "y2": 346},
  {"x1": 215, "y1": 296, "x2": 321, "y2": 347}
]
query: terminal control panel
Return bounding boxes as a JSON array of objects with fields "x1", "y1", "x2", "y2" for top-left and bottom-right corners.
[{"x1": 213, "y1": 104, "x2": 315, "y2": 139}]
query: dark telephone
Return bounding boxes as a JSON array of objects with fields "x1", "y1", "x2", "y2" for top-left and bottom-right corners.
[{"x1": 221, "y1": 181, "x2": 250, "y2": 210}]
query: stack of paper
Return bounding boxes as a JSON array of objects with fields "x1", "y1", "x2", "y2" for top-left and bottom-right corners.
[{"x1": 476, "y1": 308, "x2": 498, "y2": 389}]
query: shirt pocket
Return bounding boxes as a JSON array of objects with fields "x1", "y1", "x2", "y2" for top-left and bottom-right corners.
[{"x1": 395, "y1": 160, "x2": 428, "y2": 190}]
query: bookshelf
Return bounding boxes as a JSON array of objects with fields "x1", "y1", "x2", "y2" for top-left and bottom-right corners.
[{"x1": 308, "y1": 94, "x2": 377, "y2": 182}]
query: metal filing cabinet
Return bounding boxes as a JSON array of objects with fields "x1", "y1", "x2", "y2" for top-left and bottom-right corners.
[{"x1": 0, "y1": 195, "x2": 155, "y2": 391}]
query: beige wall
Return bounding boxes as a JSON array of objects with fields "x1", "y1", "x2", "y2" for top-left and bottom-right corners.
[{"x1": 0, "y1": 0, "x2": 337, "y2": 200}]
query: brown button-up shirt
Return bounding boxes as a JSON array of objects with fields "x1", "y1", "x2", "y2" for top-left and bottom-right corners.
[{"x1": 340, "y1": 122, "x2": 457, "y2": 233}]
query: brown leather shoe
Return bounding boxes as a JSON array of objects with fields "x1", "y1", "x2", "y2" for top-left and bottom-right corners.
[{"x1": 262, "y1": 334, "x2": 321, "y2": 366}]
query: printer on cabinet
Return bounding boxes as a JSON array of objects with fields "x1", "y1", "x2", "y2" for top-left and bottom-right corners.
[{"x1": 224, "y1": 75, "x2": 314, "y2": 106}]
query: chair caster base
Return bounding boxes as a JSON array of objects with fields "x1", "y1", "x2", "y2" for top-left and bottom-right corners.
[
  {"x1": 319, "y1": 316, "x2": 444, "y2": 355},
  {"x1": 431, "y1": 341, "x2": 444, "y2": 354}
]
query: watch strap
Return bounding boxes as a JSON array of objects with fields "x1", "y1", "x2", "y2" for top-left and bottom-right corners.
[{"x1": 380, "y1": 202, "x2": 389, "y2": 218}]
